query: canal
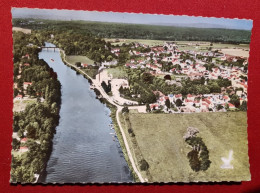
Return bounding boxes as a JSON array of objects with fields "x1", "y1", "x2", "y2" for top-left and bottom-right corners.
[{"x1": 38, "y1": 43, "x2": 133, "y2": 183}]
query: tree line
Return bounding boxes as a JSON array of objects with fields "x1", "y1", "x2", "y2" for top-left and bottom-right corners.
[
  {"x1": 11, "y1": 31, "x2": 61, "y2": 183},
  {"x1": 13, "y1": 19, "x2": 252, "y2": 44}
]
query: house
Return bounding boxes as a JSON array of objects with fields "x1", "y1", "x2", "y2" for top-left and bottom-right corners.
[
  {"x1": 223, "y1": 95, "x2": 230, "y2": 102},
  {"x1": 150, "y1": 103, "x2": 159, "y2": 110},
  {"x1": 23, "y1": 82, "x2": 32, "y2": 90},
  {"x1": 228, "y1": 103, "x2": 236, "y2": 109},
  {"x1": 174, "y1": 94, "x2": 182, "y2": 101},
  {"x1": 111, "y1": 48, "x2": 120, "y2": 53},
  {"x1": 81, "y1": 63, "x2": 88, "y2": 68},
  {"x1": 168, "y1": 94, "x2": 174, "y2": 103},
  {"x1": 187, "y1": 94, "x2": 195, "y2": 101},
  {"x1": 19, "y1": 146, "x2": 29, "y2": 153},
  {"x1": 15, "y1": 95, "x2": 23, "y2": 100},
  {"x1": 20, "y1": 138, "x2": 28, "y2": 143}
]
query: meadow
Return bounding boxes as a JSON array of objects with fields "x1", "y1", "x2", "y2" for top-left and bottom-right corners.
[
  {"x1": 121, "y1": 111, "x2": 250, "y2": 182},
  {"x1": 65, "y1": 55, "x2": 95, "y2": 65}
]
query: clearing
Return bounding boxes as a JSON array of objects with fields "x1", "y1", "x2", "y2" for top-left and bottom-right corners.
[
  {"x1": 65, "y1": 55, "x2": 95, "y2": 65},
  {"x1": 13, "y1": 98, "x2": 37, "y2": 112},
  {"x1": 120, "y1": 111, "x2": 250, "y2": 182}
]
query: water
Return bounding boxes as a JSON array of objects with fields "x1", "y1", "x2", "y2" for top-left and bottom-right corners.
[{"x1": 38, "y1": 43, "x2": 133, "y2": 183}]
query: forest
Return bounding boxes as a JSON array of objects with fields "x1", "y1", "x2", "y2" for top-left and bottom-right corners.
[
  {"x1": 11, "y1": 31, "x2": 61, "y2": 183},
  {"x1": 13, "y1": 19, "x2": 252, "y2": 44}
]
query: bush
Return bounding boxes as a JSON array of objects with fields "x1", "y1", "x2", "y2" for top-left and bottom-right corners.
[
  {"x1": 122, "y1": 106, "x2": 129, "y2": 113},
  {"x1": 139, "y1": 159, "x2": 149, "y2": 171}
]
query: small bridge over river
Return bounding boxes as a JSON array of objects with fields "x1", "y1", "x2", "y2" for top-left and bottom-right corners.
[{"x1": 41, "y1": 46, "x2": 59, "y2": 52}]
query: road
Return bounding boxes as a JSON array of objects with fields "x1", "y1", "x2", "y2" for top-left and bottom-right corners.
[{"x1": 61, "y1": 50, "x2": 145, "y2": 182}]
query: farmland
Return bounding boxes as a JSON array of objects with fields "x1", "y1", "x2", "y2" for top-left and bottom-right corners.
[{"x1": 120, "y1": 111, "x2": 250, "y2": 182}]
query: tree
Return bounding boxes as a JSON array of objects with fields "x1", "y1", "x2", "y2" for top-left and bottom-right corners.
[
  {"x1": 142, "y1": 73, "x2": 154, "y2": 84},
  {"x1": 230, "y1": 94, "x2": 240, "y2": 108},
  {"x1": 165, "y1": 99, "x2": 170, "y2": 110},
  {"x1": 122, "y1": 106, "x2": 129, "y2": 113},
  {"x1": 146, "y1": 103, "x2": 151, "y2": 112},
  {"x1": 139, "y1": 159, "x2": 149, "y2": 171},
  {"x1": 176, "y1": 99, "x2": 182, "y2": 107},
  {"x1": 187, "y1": 150, "x2": 201, "y2": 172},
  {"x1": 75, "y1": 62, "x2": 81, "y2": 67},
  {"x1": 217, "y1": 104, "x2": 223, "y2": 111},
  {"x1": 12, "y1": 138, "x2": 20, "y2": 150},
  {"x1": 240, "y1": 101, "x2": 247, "y2": 111}
]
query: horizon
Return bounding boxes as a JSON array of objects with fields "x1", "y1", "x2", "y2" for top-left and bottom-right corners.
[{"x1": 12, "y1": 8, "x2": 253, "y2": 30}]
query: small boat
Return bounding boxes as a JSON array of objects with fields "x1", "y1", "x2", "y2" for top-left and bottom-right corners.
[{"x1": 51, "y1": 59, "x2": 54, "y2": 62}]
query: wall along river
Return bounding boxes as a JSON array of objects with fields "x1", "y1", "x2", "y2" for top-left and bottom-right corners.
[{"x1": 38, "y1": 43, "x2": 133, "y2": 183}]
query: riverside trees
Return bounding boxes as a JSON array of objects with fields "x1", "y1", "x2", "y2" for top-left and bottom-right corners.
[{"x1": 11, "y1": 31, "x2": 61, "y2": 183}]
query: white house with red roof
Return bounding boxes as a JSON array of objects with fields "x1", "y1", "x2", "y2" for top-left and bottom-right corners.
[
  {"x1": 23, "y1": 82, "x2": 32, "y2": 90},
  {"x1": 174, "y1": 94, "x2": 182, "y2": 102},
  {"x1": 19, "y1": 146, "x2": 29, "y2": 153},
  {"x1": 228, "y1": 103, "x2": 236, "y2": 109},
  {"x1": 81, "y1": 63, "x2": 88, "y2": 68},
  {"x1": 20, "y1": 138, "x2": 28, "y2": 143},
  {"x1": 15, "y1": 95, "x2": 23, "y2": 100}
]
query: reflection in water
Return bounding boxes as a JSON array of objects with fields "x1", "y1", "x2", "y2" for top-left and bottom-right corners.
[{"x1": 39, "y1": 43, "x2": 133, "y2": 183}]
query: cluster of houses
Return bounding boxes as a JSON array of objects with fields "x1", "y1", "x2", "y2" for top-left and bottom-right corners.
[
  {"x1": 149, "y1": 92, "x2": 239, "y2": 113},
  {"x1": 118, "y1": 41, "x2": 248, "y2": 112}
]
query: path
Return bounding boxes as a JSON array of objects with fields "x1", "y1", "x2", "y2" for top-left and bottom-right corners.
[{"x1": 60, "y1": 50, "x2": 145, "y2": 182}]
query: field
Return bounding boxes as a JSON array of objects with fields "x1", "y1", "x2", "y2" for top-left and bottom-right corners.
[
  {"x1": 120, "y1": 111, "x2": 250, "y2": 182},
  {"x1": 176, "y1": 41, "x2": 250, "y2": 56},
  {"x1": 106, "y1": 66, "x2": 128, "y2": 78},
  {"x1": 13, "y1": 98, "x2": 37, "y2": 112},
  {"x1": 12, "y1": 27, "x2": 31, "y2": 34},
  {"x1": 65, "y1": 55, "x2": 95, "y2": 65},
  {"x1": 105, "y1": 38, "x2": 165, "y2": 46}
]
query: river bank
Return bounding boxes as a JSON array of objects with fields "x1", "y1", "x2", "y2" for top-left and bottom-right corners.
[{"x1": 11, "y1": 36, "x2": 61, "y2": 183}]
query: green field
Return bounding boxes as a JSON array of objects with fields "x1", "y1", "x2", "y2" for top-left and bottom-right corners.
[
  {"x1": 65, "y1": 55, "x2": 94, "y2": 65},
  {"x1": 106, "y1": 66, "x2": 127, "y2": 78},
  {"x1": 121, "y1": 111, "x2": 250, "y2": 182},
  {"x1": 176, "y1": 41, "x2": 250, "y2": 52}
]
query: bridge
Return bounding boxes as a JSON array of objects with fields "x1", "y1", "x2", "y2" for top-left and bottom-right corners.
[{"x1": 41, "y1": 46, "x2": 59, "y2": 52}]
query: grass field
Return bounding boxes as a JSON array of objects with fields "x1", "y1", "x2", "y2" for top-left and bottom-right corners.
[
  {"x1": 65, "y1": 55, "x2": 94, "y2": 65},
  {"x1": 176, "y1": 41, "x2": 250, "y2": 55},
  {"x1": 121, "y1": 111, "x2": 250, "y2": 182},
  {"x1": 106, "y1": 66, "x2": 128, "y2": 78}
]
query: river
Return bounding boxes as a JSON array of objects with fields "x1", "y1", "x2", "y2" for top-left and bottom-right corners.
[{"x1": 38, "y1": 43, "x2": 133, "y2": 183}]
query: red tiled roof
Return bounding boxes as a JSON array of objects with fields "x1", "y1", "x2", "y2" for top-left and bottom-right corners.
[
  {"x1": 21, "y1": 138, "x2": 28, "y2": 142},
  {"x1": 24, "y1": 82, "x2": 32, "y2": 85},
  {"x1": 20, "y1": 146, "x2": 28, "y2": 150},
  {"x1": 228, "y1": 103, "x2": 235, "y2": 108}
]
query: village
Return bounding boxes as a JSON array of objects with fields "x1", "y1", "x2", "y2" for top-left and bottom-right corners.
[{"x1": 88, "y1": 41, "x2": 248, "y2": 113}]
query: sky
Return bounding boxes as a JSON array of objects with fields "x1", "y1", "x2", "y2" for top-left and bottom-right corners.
[{"x1": 12, "y1": 8, "x2": 253, "y2": 30}]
